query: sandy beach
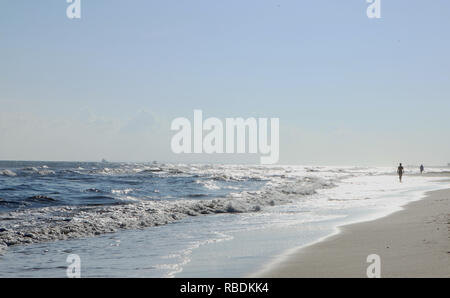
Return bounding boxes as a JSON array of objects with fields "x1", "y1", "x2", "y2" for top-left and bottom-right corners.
[{"x1": 258, "y1": 185, "x2": 450, "y2": 278}]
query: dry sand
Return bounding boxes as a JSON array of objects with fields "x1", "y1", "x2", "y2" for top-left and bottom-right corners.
[{"x1": 258, "y1": 188, "x2": 450, "y2": 278}]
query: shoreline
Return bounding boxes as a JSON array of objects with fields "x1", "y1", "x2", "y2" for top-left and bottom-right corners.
[
  {"x1": 1, "y1": 171, "x2": 448, "y2": 277},
  {"x1": 256, "y1": 187, "x2": 450, "y2": 277}
]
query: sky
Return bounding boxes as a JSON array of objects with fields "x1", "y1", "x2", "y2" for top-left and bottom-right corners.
[{"x1": 1, "y1": 0, "x2": 449, "y2": 166}]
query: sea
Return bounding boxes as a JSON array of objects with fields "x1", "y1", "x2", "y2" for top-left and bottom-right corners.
[{"x1": 0, "y1": 161, "x2": 448, "y2": 277}]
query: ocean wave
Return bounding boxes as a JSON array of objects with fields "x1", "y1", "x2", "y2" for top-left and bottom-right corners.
[
  {"x1": 0, "y1": 199, "x2": 21, "y2": 206},
  {"x1": 25, "y1": 195, "x2": 57, "y2": 203},
  {"x1": 83, "y1": 195, "x2": 117, "y2": 201},
  {"x1": 195, "y1": 179, "x2": 220, "y2": 190},
  {"x1": 19, "y1": 167, "x2": 55, "y2": 176},
  {"x1": 85, "y1": 188, "x2": 103, "y2": 193},
  {"x1": 209, "y1": 173, "x2": 266, "y2": 182},
  {"x1": 0, "y1": 170, "x2": 17, "y2": 177},
  {"x1": 0, "y1": 175, "x2": 335, "y2": 250},
  {"x1": 186, "y1": 194, "x2": 209, "y2": 198},
  {"x1": 111, "y1": 189, "x2": 133, "y2": 195},
  {"x1": 138, "y1": 168, "x2": 164, "y2": 174}
]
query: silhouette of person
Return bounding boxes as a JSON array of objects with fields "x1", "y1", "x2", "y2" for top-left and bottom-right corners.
[
  {"x1": 420, "y1": 164, "x2": 424, "y2": 174},
  {"x1": 397, "y1": 163, "x2": 404, "y2": 182}
]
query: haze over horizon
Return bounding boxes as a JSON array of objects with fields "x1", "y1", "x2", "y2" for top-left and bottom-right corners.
[{"x1": 1, "y1": 1, "x2": 449, "y2": 166}]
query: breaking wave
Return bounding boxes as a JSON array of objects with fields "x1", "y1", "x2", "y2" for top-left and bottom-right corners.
[
  {"x1": 0, "y1": 170, "x2": 17, "y2": 177},
  {"x1": 0, "y1": 175, "x2": 334, "y2": 250}
]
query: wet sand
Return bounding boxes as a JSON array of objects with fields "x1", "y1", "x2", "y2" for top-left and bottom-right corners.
[{"x1": 258, "y1": 188, "x2": 450, "y2": 278}]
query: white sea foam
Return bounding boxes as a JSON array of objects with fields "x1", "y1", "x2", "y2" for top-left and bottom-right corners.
[
  {"x1": 0, "y1": 170, "x2": 16, "y2": 177},
  {"x1": 0, "y1": 173, "x2": 335, "y2": 249}
]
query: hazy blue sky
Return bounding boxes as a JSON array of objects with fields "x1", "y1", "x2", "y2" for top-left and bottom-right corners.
[{"x1": 1, "y1": 0, "x2": 449, "y2": 165}]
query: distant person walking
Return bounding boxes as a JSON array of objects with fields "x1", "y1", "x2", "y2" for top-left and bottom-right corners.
[
  {"x1": 397, "y1": 163, "x2": 404, "y2": 182},
  {"x1": 420, "y1": 164, "x2": 424, "y2": 174}
]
